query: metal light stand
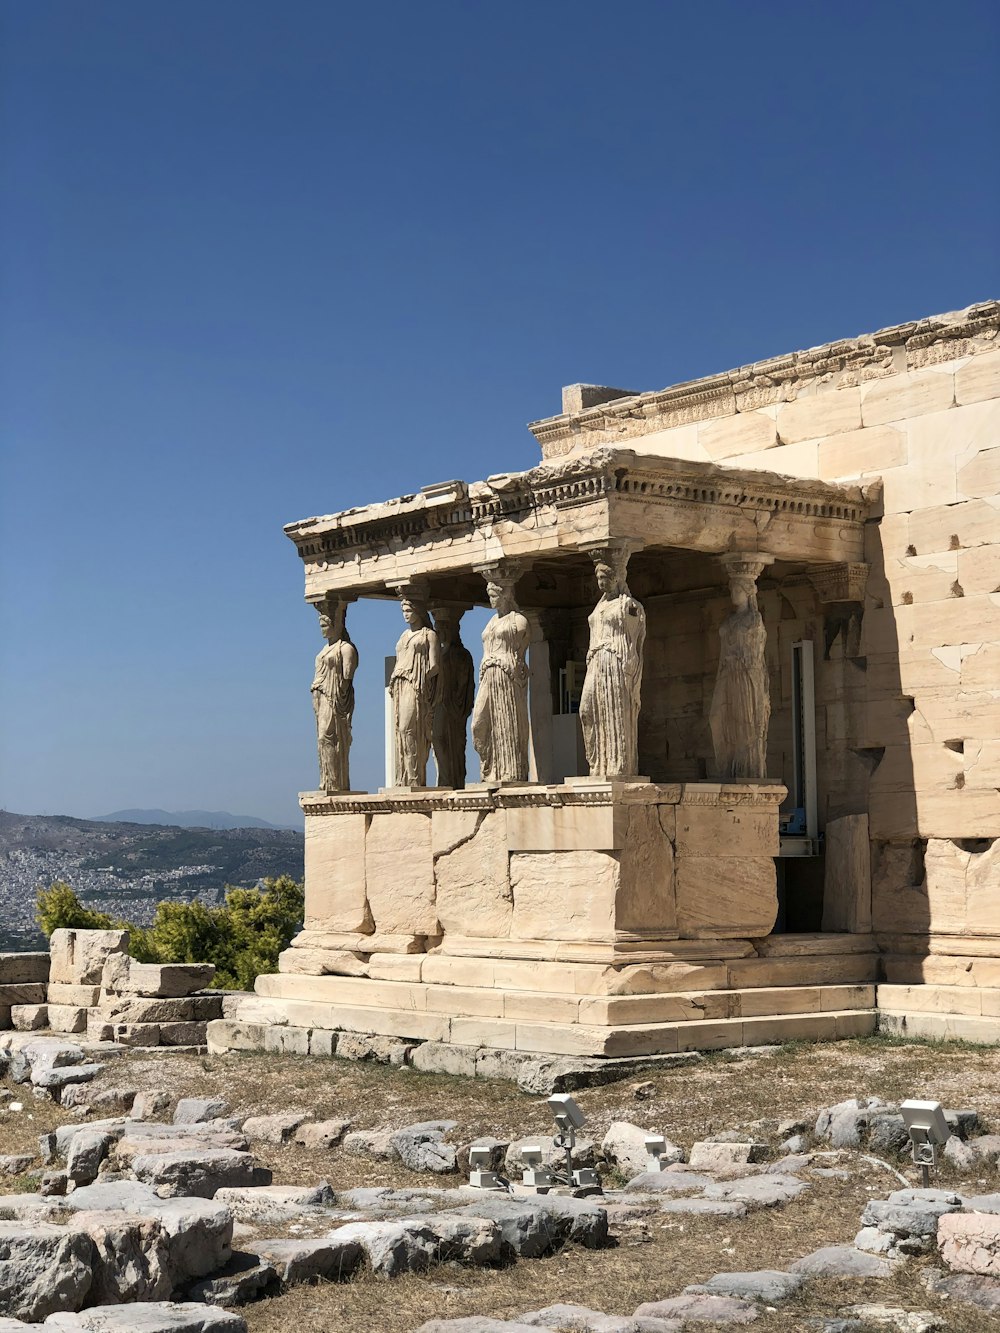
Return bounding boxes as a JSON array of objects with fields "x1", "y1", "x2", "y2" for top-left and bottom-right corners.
[{"x1": 911, "y1": 1130, "x2": 937, "y2": 1189}]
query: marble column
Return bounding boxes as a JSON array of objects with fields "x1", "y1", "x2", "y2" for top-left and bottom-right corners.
[
  {"x1": 580, "y1": 542, "x2": 646, "y2": 779},
  {"x1": 387, "y1": 582, "x2": 440, "y2": 788},
  {"x1": 311, "y1": 596, "x2": 358, "y2": 793},
  {"x1": 709, "y1": 553, "x2": 774, "y2": 781},
  {"x1": 471, "y1": 561, "x2": 530, "y2": 783}
]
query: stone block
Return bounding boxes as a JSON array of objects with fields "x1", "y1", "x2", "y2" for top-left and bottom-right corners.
[
  {"x1": 0, "y1": 953, "x2": 49, "y2": 984},
  {"x1": 957, "y1": 544, "x2": 1000, "y2": 596},
  {"x1": 957, "y1": 443, "x2": 1000, "y2": 502},
  {"x1": 46, "y1": 983, "x2": 101, "y2": 1007},
  {"x1": 956, "y1": 349, "x2": 1000, "y2": 405},
  {"x1": 50, "y1": 928, "x2": 128, "y2": 986},
  {"x1": 732, "y1": 439, "x2": 819, "y2": 477},
  {"x1": 0, "y1": 983, "x2": 47, "y2": 1006},
  {"x1": 11, "y1": 1005, "x2": 47, "y2": 1031},
  {"x1": 822, "y1": 814, "x2": 872, "y2": 933},
  {"x1": 616, "y1": 803, "x2": 677, "y2": 938},
  {"x1": 0, "y1": 1221, "x2": 94, "y2": 1322},
  {"x1": 699, "y1": 410, "x2": 777, "y2": 459},
  {"x1": 675, "y1": 804, "x2": 777, "y2": 857},
  {"x1": 303, "y1": 812, "x2": 372, "y2": 933},
  {"x1": 409, "y1": 1041, "x2": 478, "y2": 1078},
  {"x1": 675, "y1": 856, "x2": 777, "y2": 938},
  {"x1": 114, "y1": 1023, "x2": 162, "y2": 1047},
  {"x1": 510, "y1": 851, "x2": 619, "y2": 941},
  {"x1": 777, "y1": 387, "x2": 861, "y2": 443},
  {"x1": 263, "y1": 1025, "x2": 311, "y2": 1055},
  {"x1": 308, "y1": 1028, "x2": 336, "y2": 1055},
  {"x1": 908, "y1": 497, "x2": 999, "y2": 555},
  {"x1": 365, "y1": 811, "x2": 437, "y2": 936},
  {"x1": 104, "y1": 958, "x2": 216, "y2": 998},
  {"x1": 824, "y1": 424, "x2": 910, "y2": 485},
  {"x1": 433, "y1": 809, "x2": 512, "y2": 938},
  {"x1": 46, "y1": 1005, "x2": 88, "y2": 1034},
  {"x1": 159, "y1": 1021, "x2": 208, "y2": 1046},
  {"x1": 862, "y1": 367, "x2": 955, "y2": 425},
  {"x1": 504, "y1": 803, "x2": 621, "y2": 851}
]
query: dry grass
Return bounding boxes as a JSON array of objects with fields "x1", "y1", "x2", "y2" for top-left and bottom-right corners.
[{"x1": 3, "y1": 1035, "x2": 1000, "y2": 1330}]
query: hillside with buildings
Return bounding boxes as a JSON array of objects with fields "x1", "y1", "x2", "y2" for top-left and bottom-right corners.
[{"x1": 0, "y1": 810, "x2": 304, "y2": 951}]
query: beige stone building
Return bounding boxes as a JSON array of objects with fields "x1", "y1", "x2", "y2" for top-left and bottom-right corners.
[{"x1": 220, "y1": 301, "x2": 1000, "y2": 1067}]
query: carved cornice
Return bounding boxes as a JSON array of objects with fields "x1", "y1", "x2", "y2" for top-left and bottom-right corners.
[
  {"x1": 808, "y1": 562, "x2": 869, "y2": 604},
  {"x1": 286, "y1": 448, "x2": 869, "y2": 567},
  {"x1": 529, "y1": 301, "x2": 1000, "y2": 455}
]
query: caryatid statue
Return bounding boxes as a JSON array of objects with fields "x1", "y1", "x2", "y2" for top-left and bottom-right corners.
[
  {"x1": 580, "y1": 544, "x2": 646, "y2": 779},
  {"x1": 709, "y1": 554, "x2": 773, "y2": 780},
  {"x1": 311, "y1": 597, "x2": 358, "y2": 792},
  {"x1": 471, "y1": 563, "x2": 530, "y2": 783},
  {"x1": 431, "y1": 606, "x2": 475, "y2": 788},
  {"x1": 389, "y1": 586, "x2": 441, "y2": 787}
]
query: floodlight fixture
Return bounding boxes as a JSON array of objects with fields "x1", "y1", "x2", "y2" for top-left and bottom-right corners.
[
  {"x1": 519, "y1": 1144, "x2": 552, "y2": 1191},
  {"x1": 901, "y1": 1099, "x2": 950, "y2": 1186},
  {"x1": 467, "y1": 1145, "x2": 505, "y2": 1191},
  {"x1": 644, "y1": 1134, "x2": 667, "y2": 1173},
  {"x1": 547, "y1": 1094, "x2": 586, "y2": 1132}
]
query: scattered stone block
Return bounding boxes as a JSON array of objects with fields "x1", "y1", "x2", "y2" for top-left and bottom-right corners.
[
  {"x1": 293, "y1": 1119, "x2": 352, "y2": 1149},
  {"x1": 114, "y1": 1023, "x2": 162, "y2": 1047},
  {"x1": 66, "y1": 1129, "x2": 114, "y2": 1185},
  {"x1": 187, "y1": 1252, "x2": 279, "y2": 1307},
  {"x1": 47, "y1": 983, "x2": 102, "y2": 1007},
  {"x1": 44, "y1": 1303, "x2": 247, "y2": 1332},
  {"x1": 688, "y1": 1141, "x2": 756, "y2": 1171},
  {"x1": 836, "y1": 1306, "x2": 942, "y2": 1332},
  {"x1": 790, "y1": 1245, "x2": 897, "y2": 1277},
  {"x1": 0, "y1": 1222, "x2": 94, "y2": 1322},
  {"x1": 938, "y1": 1211, "x2": 1000, "y2": 1276},
  {"x1": 39, "y1": 1170, "x2": 68, "y2": 1196},
  {"x1": 414, "y1": 1321, "x2": 541, "y2": 1333},
  {"x1": 703, "y1": 1174, "x2": 808, "y2": 1207},
  {"x1": 64, "y1": 1180, "x2": 234, "y2": 1279},
  {"x1": 131, "y1": 1090, "x2": 172, "y2": 1120},
  {"x1": 240, "y1": 1113, "x2": 307, "y2": 1145},
  {"x1": 342, "y1": 1128, "x2": 399, "y2": 1160},
  {"x1": 686, "y1": 1270, "x2": 803, "y2": 1302},
  {"x1": 249, "y1": 1236, "x2": 362, "y2": 1285},
  {"x1": 410, "y1": 1041, "x2": 477, "y2": 1078},
  {"x1": 624, "y1": 1170, "x2": 714, "y2": 1194},
  {"x1": 174, "y1": 1097, "x2": 229, "y2": 1125},
  {"x1": 0, "y1": 1154, "x2": 33, "y2": 1176},
  {"x1": 517, "y1": 1304, "x2": 657, "y2": 1331},
  {"x1": 659, "y1": 1198, "x2": 749, "y2": 1217},
  {"x1": 454, "y1": 1196, "x2": 608, "y2": 1256},
  {"x1": 923, "y1": 1268, "x2": 1000, "y2": 1313},
  {"x1": 10, "y1": 1005, "x2": 47, "y2": 1031},
  {"x1": 72, "y1": 1208, "x2": 173, "y2": 1303},
  {"x1": 131, "y1": 1148, "x2": 259, "y2": 1198},
  {"x1": 103, "y1": 955, "x2": 215, "y2": 998},
  {"x1": 390, "y1": 1120, "x2": 459, "y2": 1174},
  {"x1": 633, "y1": 1293, "x2": 758, "y2": 1324}
]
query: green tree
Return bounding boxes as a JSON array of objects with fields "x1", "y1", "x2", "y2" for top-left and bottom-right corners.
[{"x1": 36, "y1": 875, "x2": 304, "y2": 990}]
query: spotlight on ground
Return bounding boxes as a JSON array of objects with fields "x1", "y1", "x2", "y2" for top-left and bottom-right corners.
[
  {"x1": 901, "y1": 1099, "x2": 950, "y2": 1187},
  {"x1": 547, "y1": 1093, "x2": 600, "y2": 1190},
  {"x1": 468, "y1": 1144, "x2": 504, "y2": 1191}
]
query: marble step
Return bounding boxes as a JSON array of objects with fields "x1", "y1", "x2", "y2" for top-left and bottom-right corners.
[
  {"x1": 878, "y1": 983, "x2": 1000, "y2": 1018},
  {"x1": 878, "y1": 1008, "x2": 1000, "y2": 1045}
]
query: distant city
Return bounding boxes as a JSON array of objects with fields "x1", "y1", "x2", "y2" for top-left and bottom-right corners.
[{"x1": 0, "y1": 810, "x2": 305, "y2": 952}]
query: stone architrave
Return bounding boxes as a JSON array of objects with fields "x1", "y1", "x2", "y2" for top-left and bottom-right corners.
[
  {"x1": 311, "y1": 598, "x2": 358, "y2": 793},
  {"x1": 709, "y1": 554, "x2": 774, "y2": 781},
  {"x1": 388, "y1": 585, "x2": 441, "y2": 787},
  {"x1": 471, "y1": 563, "x2": 530, "y2": 783},
  {"x1": 430, "y1": 605, "x2": 475, "y2": 789},
  {"x1": 580, "y1": 543, "x2": 646, "y2": 779}
]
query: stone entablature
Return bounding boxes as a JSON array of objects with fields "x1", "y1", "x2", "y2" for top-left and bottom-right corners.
[
  {"x1": 528, "y1": 301, "x2": 1000, "y2": 458},
  {"x1": 285, "y1": 449, "x2": 871, "y2": 603}
]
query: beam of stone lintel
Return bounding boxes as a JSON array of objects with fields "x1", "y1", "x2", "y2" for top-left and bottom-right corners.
[{"x1": 561, "y1": 384, "x2": 641, "y2": 414}]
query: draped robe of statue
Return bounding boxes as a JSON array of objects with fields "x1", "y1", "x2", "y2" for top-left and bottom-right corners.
[
  {"x1": 472, "y1": 610, "x2": 530, "y2": 782},
  {"x1": 311, "y1": 637, "x2": 357, "y2": 792},
  {"x1": 390, "y1": 625, "x2": 438, "y2": 786},
  {"x1": 709, "y1": 602, "x2": 770, "y2": 779},
  {"x1": 433, "y1": 635, "x2": 474, "y2": 788},
  {"x1": 580, "y1": 593, "x2": 646, "y2": 778}
]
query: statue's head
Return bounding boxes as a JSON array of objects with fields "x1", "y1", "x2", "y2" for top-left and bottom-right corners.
[
  {"x1": 486, "y1": 580, "x2": 514, "y2": 612},
  {"x1": 316, "y1": 599, "x2": 347, "y2": 642},
  {"x1": 400, "y1": 597, "x2": 430, "y2": 630},
  {"x1": 593, "y1": 546, "x2": 630, "y2": 596},
  {"x1": 730, "y1": 575, "x2": 757, "y2": 610}
]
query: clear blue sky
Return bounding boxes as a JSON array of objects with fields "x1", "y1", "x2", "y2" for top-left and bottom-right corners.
[{"x1": 1, "y1": 1, "x2": 997, "y2": 826}]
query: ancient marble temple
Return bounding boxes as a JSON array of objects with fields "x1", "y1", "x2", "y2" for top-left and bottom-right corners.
[{"x1": 214, "y1": 302, "x2": 1000, "y2": 1064}]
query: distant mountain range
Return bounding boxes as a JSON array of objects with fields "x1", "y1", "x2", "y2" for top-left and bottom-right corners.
[{"x1": 93, "y1": 808, "x2": 298, "y2": 831}]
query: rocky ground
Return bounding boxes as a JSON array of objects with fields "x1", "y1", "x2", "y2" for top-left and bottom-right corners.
[{"x1": 1, "y1": 1034, "x2": 1000, "y2": 1331}]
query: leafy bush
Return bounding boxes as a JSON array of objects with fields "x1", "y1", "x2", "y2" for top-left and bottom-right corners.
[{"x1": 36, "y1": 876, "x2": 304, "y2": 990}]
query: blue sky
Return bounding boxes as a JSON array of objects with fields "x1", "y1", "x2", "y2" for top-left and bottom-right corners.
[{"x1": 1, "y1": 1, "x2": 997, "y2": 826}]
